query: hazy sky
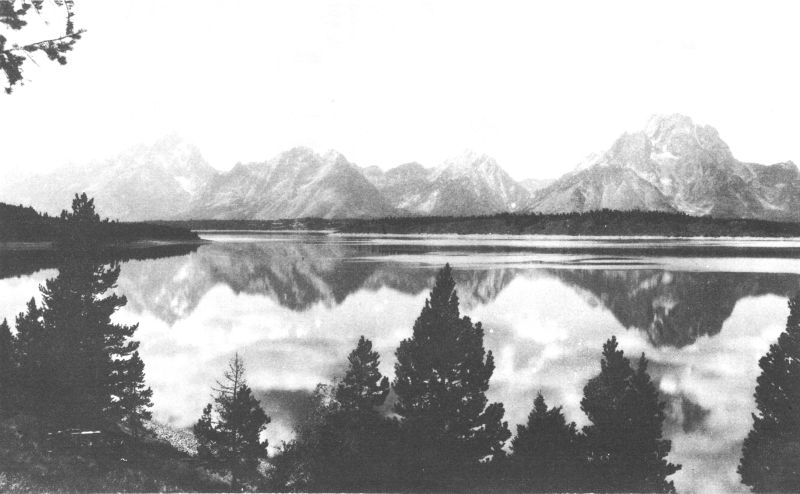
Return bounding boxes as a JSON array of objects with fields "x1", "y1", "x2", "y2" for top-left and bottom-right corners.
[{"x1": 2, "y1": 0, "x2": 799, "y2": 180}]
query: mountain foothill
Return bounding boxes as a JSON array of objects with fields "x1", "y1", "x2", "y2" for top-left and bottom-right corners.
[{"x1": 2, "y1": 114, "x2": 798, "y2": 222}]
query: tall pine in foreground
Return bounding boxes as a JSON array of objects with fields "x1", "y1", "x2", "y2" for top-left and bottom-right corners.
[
  {"x1": 194, "y1": 354, "x2": 271, "y2": 491},
  {"x1": 10, "y1": 195, "x2": 151, "y2": 430},
  {"x1": 581, "y1": 336, "x2": 680, "y2": 493},
  {"x1": 393, "y1": 264, "x2": 511, "y2": 489},
  {"x1": 510, "y1": 392, "x2": 585, "y2": 492},
  {"x1": 739, "y1": 296, "x2": 800, "y2": 491}
]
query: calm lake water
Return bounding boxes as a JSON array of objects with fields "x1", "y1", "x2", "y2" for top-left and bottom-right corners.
[{"x1": 4, "y1": 232, "x2": 800, "y2": 493}]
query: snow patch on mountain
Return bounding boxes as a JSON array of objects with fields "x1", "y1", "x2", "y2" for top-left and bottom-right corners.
[{"x1": 530, "y1": 114, "x2": 800, "y2": 220}]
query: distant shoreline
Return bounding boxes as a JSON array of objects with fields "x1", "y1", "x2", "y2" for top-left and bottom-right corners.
[
  {"x1": 197, "y1": 231, "x2": 800, "y2": 241},
  {"x1": 160, "y1": 210, "x2": 800, "y2": 238}
]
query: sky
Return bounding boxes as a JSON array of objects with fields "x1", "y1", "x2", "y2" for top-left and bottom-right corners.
[{"x1": 2, "y1": 0, "x2": 800, "y2": 180}]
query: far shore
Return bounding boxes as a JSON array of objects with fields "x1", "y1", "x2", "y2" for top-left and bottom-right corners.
[{"x1": 0, "y1": 238, "x2": 210, "y2": 252}]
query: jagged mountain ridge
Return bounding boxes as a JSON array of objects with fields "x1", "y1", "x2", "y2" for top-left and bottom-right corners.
[
  {"x1": 363, "y1": 151, "x2": 532, "y2": 216},
  {"x1": 186, "y1": 147, "x2": 396, "y2": 220},
  {"x1": 0, "y1": 143, "x2": 535, "y2": 220},
  {"x1": 529, "y1": 114, "x2": 800, "y2": 219},
  {"x1": 3, "y1": 115, "x2": 798, "y2": 221}
]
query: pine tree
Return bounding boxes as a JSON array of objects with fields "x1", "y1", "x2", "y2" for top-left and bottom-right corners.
[
  {"x1": 115, "y1": 351, "x2": 153, "y2": 437},
  {"x1": 269, "y1": 337, "x2": 398, "y2": 492},
  {"x1": 25, "y1": 256, "x2": 146, "y2": 427},
  {"x1": 581, "y1": 336, "x2": 680, "y2": 493},
  {"x1": 336, "y1": 335, "x2": 390, "y2": 411},
  {"x1": 194, "y1": 354, "x2": 271, "y2": 491},
  {"x1": 62, "y1": 192, "x2": 100, "y2": 224},
  {"x1": 11, "y1": 196, "x2": 151, "y2": 429},
  {"x1": 316, "y1": 337, "x2": 397, "y2": 491},
  {"x1": 739, "y1": 296, "x2": 800, "y2": 491},
  {"x1": 511, "y1": 392, "x2": 585, "y2": 492},
  {"x1": 0, "y1": 319, "x2": 13, "y2": 414},
  {"x1": 393, "y1": 263, "x2": 511, "y2": 489},
  {"x1": 58, "y1": 192, "x2": 102, "y2": 250},
  {"x1": 12, "y1": 298, "x2": 44, "y2": 414}
]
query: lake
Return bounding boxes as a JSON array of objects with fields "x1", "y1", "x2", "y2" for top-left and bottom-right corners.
[{"x1": 3, "y1": 232, "x2": 800, "y2": 493}]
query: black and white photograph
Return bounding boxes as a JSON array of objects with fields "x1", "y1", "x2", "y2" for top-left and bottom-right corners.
[{"x1": 2, "y1": 1, "x2": 800, "y2": 492}]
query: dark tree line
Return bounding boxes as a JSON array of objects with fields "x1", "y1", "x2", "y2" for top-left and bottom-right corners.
[
  {"x1": 258, "y1": 264, "x2": 681, "y2": 493},
  {"x1": 161, "y1": 209, "x2": 800, "y2": 238},
  {"x1": 0, "y1": 193, "x2": 200, "y2": 243},
  {"x1": 337, "y1": 209, "x2": 800, "y2": 237}
]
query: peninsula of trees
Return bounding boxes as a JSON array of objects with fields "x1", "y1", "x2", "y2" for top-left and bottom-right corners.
[
  {"x1": 1, "y1": 194, "x2": 201, "y2": 244},
  {"x1": 163, "y1": 210, "x2": 800, "y2": 237}
]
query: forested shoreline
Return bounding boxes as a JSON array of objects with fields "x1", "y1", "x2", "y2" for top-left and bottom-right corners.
[
  {"x1": 1, "y1": 196, "x2": 201, "y2": 244},
  {"x1": 161, "y1": 210, "x2": 800, "y2": 237}
]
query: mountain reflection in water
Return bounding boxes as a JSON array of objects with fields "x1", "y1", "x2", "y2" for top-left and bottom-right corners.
[
  {"x1": 112, "y1": 237, "x2": 800, "y2": 349},
  {"x1": 1, "y1": 233, "x2": 797, "y2": 493}
]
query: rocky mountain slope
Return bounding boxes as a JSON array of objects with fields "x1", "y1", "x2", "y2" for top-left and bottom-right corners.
[
  {"x1": 186, "y1": 147, "x2": 395, "y2": 220},
  {"x1": 0, "y1": 135, "x2": 218, "y2": 221},
  {"x1": 529, "y1": 114, "x2": 800, "y2": 219},
  {"x1": 364, "y1": 151, "x2": 531, "y2": 216},
  {"x1": 519, "y1": 178, "x2": 555, "y2": 194}
]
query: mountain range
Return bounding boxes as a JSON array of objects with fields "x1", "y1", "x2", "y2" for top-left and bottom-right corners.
[
  {"x1": 1, "y1": 114, "x2": 798, "y2": 221},
  {"x1": 530, "y1": 114, "x2": 800, "y2": 219}
]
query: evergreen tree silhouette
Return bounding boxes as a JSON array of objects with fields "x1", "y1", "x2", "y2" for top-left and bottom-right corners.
[
  {"x1": 13, "y1": 258, "x2": 147, "y2": 428},
  {"x1": 12, "y1": 298, "x2": 44, "y2": 415},
  {"x1": 581, "y1": 337, "x2": 680, "y2": 493},
  {"x1": 194, "y1": 353, "x2": 271, "y2": 491},
  {"x1": 511, "y1": 392, "x2": 585, "y2": 491},
  {"x1": 739, "y1": 296, "x2": 800, "y2": 491},
  {"x1": 115, "y1": 350, "x2": 153, "y2": 437},
  {"x1": 336, "y1": 336, "x2": 390, "y2": 411},
  {"x1": 10, "y1": 195, "x2": 151, "y2": 430},
  {"x1": 270, "y1": 337, "x2": 399, "y2": 492},
  {"x1": 62, "y1": 192, "x2": 101, "y2": 223},
  {"x1": 0, "y1": 319, "x2": 13, "y2": 414},
  {"x1": 58, "y1": 192, "x2": 103, "y2": 250},
  {"x1": 393, "y1": 263, "x2": 510, "y2": 489},
  {"x1": 317, "y1": 337, "x2": 396, "y2": 491}
]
